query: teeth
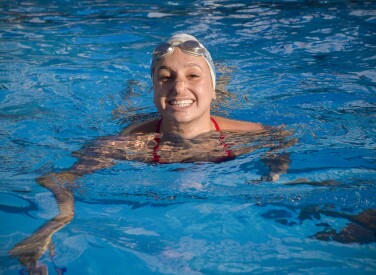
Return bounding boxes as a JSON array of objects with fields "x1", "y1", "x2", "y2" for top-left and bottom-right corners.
[{"x1": 169, "y1": 99, "x2": 193, "y2": 108}]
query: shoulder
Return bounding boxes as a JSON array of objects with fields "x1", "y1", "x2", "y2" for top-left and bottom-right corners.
[
  {"x1": 121, "y1": 118, "x2": 160, "y2": 135},
  {"x1": 212, "y1": 116, "x2": 265, "y2": 132}
]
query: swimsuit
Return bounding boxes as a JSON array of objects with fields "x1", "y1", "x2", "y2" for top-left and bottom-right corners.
[{"x1": 153, "y1": 117, "x2": 234, "y2": 163}]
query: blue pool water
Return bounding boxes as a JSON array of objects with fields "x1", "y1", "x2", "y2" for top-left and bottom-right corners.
[{"x1": 1, "y1": 0, "x2": 376, "y2": 274}]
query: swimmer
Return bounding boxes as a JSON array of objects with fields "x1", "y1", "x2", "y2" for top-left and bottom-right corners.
[
  {"x1": 47, "y1": 33, "x2": 295, "y2": 170},
  {"x1": 123, "y1": 33, "x2": 264, "y2": 138},
  {"x1": 9, "y1": 33, "x2": 295, "y2": 272}
]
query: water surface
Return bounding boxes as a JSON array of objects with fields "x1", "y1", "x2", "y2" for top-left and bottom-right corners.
[{"x1": 1, "y1": 0, "x2": 376, "y2": 274}]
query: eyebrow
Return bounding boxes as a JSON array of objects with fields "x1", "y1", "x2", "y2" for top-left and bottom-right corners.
[
  {"x1": 157, "y1": 65, "x2": 172, "y2": 72},
  {"x1": 184, "y1": 63, "x2": 203, "y2": 70},
  {"x1": 157, "y1": 63, "x2": 203, "y2": 73}
]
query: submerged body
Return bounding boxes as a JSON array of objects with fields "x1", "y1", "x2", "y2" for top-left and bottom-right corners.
[
  {"x1": 9, "y1": 116, "x2": 295, "y2": 273},
  {"x1": 75, "y1": 117, "x2": 292, "y2": 168}
]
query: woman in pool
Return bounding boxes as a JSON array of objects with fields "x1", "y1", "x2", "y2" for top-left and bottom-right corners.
[
  {"x1": 125, "y1": 33, "x2": 264, "y2": 138},
  {"x1": 9, "y1": 33, "x2": 294, "y2": 273},
  {"x1": 66, "y1": 33, "x2": 294, "y2": 169}
]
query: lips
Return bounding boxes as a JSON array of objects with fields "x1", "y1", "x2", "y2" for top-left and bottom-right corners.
[{"x1": 168, "y1": 99, "x2": 194, "y2": 108}]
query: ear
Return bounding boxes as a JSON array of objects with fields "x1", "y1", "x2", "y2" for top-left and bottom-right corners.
[{"x1": 212, "y1": 89, "x2": 217, "y2": 100}]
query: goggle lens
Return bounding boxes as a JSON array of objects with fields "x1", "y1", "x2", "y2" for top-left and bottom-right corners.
[
  {"x1": 180, "y1": 40, "x2": 206, "y2": 55},
  {"x1": 152, "y1": 40, "x2": 206, "y2": 60}
]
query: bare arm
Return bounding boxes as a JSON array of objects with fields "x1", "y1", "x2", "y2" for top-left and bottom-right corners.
[
  {"x1": 9, "y1": 139, "x2": 118, "y2": 272},
  {"x1": 9, "y1": 172, "x2": 76, "y2": 272},
  {"x1": 227, "y1": 126, "x2": 297, "y2": 181}
]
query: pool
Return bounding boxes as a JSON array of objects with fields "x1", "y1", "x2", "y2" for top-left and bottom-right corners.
[{"x1": 1, "y1": 0, "x2": 376, "y2": 273}]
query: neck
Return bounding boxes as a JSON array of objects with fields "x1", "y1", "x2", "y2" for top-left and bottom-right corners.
[{"x1": 161, "y1": 114, "x2": 214, "y2": 139}]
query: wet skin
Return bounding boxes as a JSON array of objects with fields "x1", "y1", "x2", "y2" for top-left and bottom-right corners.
[{"x1": 153, "y1": 48, "x2": 216, "y2": 138}]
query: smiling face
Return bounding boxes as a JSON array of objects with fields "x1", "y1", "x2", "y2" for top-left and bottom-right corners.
[{"x1": 152, "y1": 48, "x2": 216, "y2": 126}]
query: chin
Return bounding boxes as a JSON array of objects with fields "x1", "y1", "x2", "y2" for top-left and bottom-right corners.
[
  {"x1": 168, "y1": 116, "x2": 192, "y2": 124},
  {"x1": 164, "y1": 112, "x2": 194, "y2": 123}
]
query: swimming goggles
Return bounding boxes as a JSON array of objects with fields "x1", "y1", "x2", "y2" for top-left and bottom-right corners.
[
  {"x1": 151, "y1": 39, "x2": 216, "y2": 88},
  {"x1": 152, "y1": 40, "x2": 207, "y2": 60}
]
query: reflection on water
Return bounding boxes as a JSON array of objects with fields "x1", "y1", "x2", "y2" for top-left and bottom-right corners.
[
  {"x1": 73, "y1": 126, "x2": 294, "y2": 164},
  {"x1": 7, "y1": 125, "x2": 295, "y2": 273}
]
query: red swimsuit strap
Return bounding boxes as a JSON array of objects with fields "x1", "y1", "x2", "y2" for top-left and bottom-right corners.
[
  {"x1": 210, "y1": 117, "x2": 220, "y2": 131},
  {"x1": 210, "y1": 117, "x2": 234, "y2": 159}
]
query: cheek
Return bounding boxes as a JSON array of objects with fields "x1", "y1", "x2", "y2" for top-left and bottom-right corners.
[
  {"x1": 153, "y1": 81, "x2": 167, "y2": 97},
  {"x1": 154, "y1": 88, "x2": 165, "y2": 101},
  {"x1": 153, "y1": 90, "x2": 166, "y2": 111},
  {"x1": 153, "y1": 93, "x2": 162, "y2": 106},
  {"x1": 197, "y1": 84, "x2": 214, "y2": 102},
  {"x1": 197, "y1": 78, "x2": 214, "y2": 97}
]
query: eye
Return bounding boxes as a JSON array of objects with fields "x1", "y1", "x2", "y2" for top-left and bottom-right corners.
[
  {"x1": 187, "y1": 73, "x2": 200, "y2": 79},
  {"x1": 158, "y1": 75, "x2": 173, "y2": 82},
  {"x1": 156, "y1": 68, "x2": 175, "y2": 82}
]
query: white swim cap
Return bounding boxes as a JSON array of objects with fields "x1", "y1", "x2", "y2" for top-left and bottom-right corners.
[{"x1": 151, "y1": 33, "x2": 216, "y2": 89}]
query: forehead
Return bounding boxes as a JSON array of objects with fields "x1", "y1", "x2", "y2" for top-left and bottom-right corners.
[{"x1": 154, "y1": 48, "x2": 210, "y2": 72}]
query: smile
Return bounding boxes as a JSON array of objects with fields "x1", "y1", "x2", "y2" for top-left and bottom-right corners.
[{"x1": 168, "y1": 99, "x2": 194, "y2": 108}]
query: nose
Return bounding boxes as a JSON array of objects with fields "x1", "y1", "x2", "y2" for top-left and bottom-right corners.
[{"x1": 173, "y1": 78, "x2": 185, "y2": 94}]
